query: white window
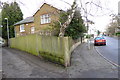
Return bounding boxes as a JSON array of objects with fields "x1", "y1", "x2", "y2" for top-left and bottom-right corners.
[
  {"x1": 31, "y1": 27, "x2": 35, "y2": 34},
  {"x1": 41, "y1": 14, "x2": 51, "y2": 24},
  {"x1": 26, "y1": 24, "x2": 28, "y2": 25},
  {"x1": 20, "y1": 24, "x2": 25, "y2": 32}
]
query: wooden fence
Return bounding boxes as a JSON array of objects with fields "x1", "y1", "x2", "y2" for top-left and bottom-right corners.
[{"x1": 10, "y1": 34, "x2": 73, "y2": 67}]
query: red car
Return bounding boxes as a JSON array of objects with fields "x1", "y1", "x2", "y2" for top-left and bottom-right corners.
[{"x1": 94, "y1": 37, "x2": 106, "y2": 46}]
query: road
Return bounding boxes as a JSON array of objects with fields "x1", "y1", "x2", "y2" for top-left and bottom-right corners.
[
  {"x1": 2, "y1": 47, "x2": 68, "y2": 78},
  {"x1": 2, "y1": 43, "x2": 118, "y2": 78},
  {"x1": 95, "y1": 36, "x2": 119, "y2": 66}
]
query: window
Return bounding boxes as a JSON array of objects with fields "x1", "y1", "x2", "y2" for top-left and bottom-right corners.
[
  {"x1": 20, "y1": 24, "x2": 25, "y2": 32},
  {"x1": 41, "y1": 14, "x2": 51, "y2": 24},
  {"x1": 26, "y1": 24, "x2": 28, "y2": 25},
  {"x1": 31, "y1": 27, "x2": 35, "y2": 34}
]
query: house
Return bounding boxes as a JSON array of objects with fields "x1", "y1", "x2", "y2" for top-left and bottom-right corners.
[
  {"x1": 14, "y1": 3, "x2": 63, "y2": 37},
  {"x1": 14, "y1": 16, "x2": 34, "y2": 37}
]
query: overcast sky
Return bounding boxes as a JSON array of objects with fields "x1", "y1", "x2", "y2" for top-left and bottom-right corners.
[{"x1": 1, "y1": 0, "x2": 119, "y2": 32}]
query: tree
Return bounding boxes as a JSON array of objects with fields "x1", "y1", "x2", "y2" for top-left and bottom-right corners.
[
  {"x1": 65, "y1": 9, "x2": 86, "y2": 40},
  {"x1": 97, "y1": 30, "x2": 100, "y2": 36},
  {"x1": 1, "y1": 2, "x2": 23, "y2": 39},
  {"x1": 106, "y1": 21, "x2": 117, "y2": 35},
  {"x1": 52, "y1": 8, "x2": 86, "y2": 40},
  {"x1": 106, "y1": 15, "x2": 118, "y2": 36},
  {"x1": 59, "y1": 0, "x2": 77, "y2": 37},
  {"x1": 1, "y1": 2, "x2": 9, "y2": 39}
]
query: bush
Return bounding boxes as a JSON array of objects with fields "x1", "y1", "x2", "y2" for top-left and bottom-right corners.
[
  {"x1": 86, "y1": 35, "x2": 91, "y2": 38},
  {"x1": 115, "y1": 32, "x2": 120, "y2": 36}
]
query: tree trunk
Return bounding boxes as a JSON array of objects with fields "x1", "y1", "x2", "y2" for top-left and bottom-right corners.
[{"x1": 59, "y1": 0, "x2": 77, "y2": 37}]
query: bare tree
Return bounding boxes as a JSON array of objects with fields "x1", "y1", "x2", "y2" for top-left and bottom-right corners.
[
  {"x1": 106, "y1": 17, "x2": 117, "y2": 36},
  {"x1": 59, "y1": 0, "x2": 77, "y2": 37}
]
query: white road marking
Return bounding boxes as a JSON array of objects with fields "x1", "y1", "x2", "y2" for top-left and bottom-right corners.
[{"x1": 95, "y1": 46, "x2": 120, "y2": 68}]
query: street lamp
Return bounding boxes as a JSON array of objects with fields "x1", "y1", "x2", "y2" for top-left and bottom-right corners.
[
  {"x1": 4, "y1": 18, "x2": 9, "y2": 46},
  {"x1": 85, "y1": 2, "x2": 91, "y2": 49},
  {"x1": 85, "y1": 2, "x2": 89, "y2": 31}
]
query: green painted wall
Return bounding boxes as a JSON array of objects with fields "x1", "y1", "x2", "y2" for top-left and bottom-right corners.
[{"x1": 10, "y1": 34, "x2": 73, "y2": 66}]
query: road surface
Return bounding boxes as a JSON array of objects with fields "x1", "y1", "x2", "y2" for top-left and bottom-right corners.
[
  {"x1": 2, "y1": 47, "x2": 68, "y2": 78},
  {"x1": 2, "y1": 43, "x2": 118, "y2": 78},
  {"x1": 95, "y1": 36, "x2": 119, "y2": 66}
]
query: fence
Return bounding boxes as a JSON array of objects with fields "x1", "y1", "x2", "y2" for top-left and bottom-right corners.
[{"x1": 10, "y1": 34, "x2": 73, "y2": 67}]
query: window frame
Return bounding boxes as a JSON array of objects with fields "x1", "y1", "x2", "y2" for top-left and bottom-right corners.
[
  {"x1": 20, "y1": 24, "x2": 25, "y2": 32},
  {"x1": 31, "y1": 27, "x2": 35, "y2": 34},
  {"x1": 40, "y1": 14, "x2": 51, "y2": 24}
]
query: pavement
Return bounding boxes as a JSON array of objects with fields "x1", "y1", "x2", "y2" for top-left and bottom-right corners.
[
  {"x1": 67, "y1": 43, "x2": 118, "y2": 78},
  {"x1": 2, "y1": 42, "x2": 119, "y2": 78}
]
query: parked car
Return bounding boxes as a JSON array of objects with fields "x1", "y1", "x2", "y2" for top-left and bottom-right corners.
[
  {"x1": 0, "y1": 40, "x2": 6, "y2": 47},
  {"x1": 0, "y1": 40, "x2": 4, "y2": 47},
  {"x1": 94, "y1": 37, "x2": 106, "y2": 46}
]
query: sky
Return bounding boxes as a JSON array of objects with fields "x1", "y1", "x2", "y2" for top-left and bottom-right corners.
[{"x1": 1, "y1": 0, "x2": 119, "y2": 32}]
